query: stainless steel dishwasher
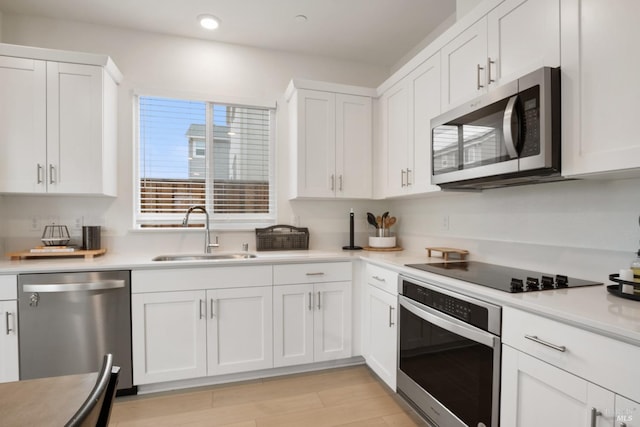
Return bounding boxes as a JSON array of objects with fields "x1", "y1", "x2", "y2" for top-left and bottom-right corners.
[{"x1": 18, "y1": 270, "x2": 134, "y2": 394}]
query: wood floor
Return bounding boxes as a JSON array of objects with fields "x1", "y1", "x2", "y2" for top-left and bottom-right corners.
[{"x1": 109, "y1": 365, "x2": 430, "y2": 427}]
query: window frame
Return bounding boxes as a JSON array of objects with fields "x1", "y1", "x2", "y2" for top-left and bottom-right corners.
[{"x1": 132, "y1": 91, "x2": 278, "y2": 231}]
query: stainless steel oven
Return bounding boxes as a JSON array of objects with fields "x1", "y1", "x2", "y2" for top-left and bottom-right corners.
[{"x1": 397, "y1": 275, "x2": 501, "y2": 427}]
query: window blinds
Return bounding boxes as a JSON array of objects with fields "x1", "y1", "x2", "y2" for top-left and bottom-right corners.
[{"x1": 137, "y1": 96, "x2": 274, "y2": 227}]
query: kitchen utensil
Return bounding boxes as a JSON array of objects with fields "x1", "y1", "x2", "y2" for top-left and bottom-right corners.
[
  {"x1": 366, "y1": 212, "x2": 378, "y2": 229},
  {"x1": 376, "y1": 216, "x2": 382, "y2": 228},
  {"x1": 387, "y1": 217, "x2": 396, "y2": 227}
]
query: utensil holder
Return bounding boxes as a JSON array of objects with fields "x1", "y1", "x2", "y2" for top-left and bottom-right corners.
[
  {"x1": 82, "y1": 226, "x2": 101, "y2": 250},
  {"x1": 375, "y1": 228, "x2": 391, "y2": 237}
]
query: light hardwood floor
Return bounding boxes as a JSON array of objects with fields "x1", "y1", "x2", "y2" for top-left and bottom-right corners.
[{"x1": 109, "y1": 365, "x2": 429, "y2": 427}]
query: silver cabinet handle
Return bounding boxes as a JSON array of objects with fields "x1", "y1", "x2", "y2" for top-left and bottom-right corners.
[
  {"x1": 339, "y1": 175, "x2": 343, "y2": 191},
  {"x1": 210, "y1": 298, "x2": 217, "y2": 319},
  {"x1": 372, "y1": 276, "x2": 386, "y2": 283},
  {"x1": 389, "y1": 306, "x2": 395, "y2": 327},
  {"x1": 487, "y1": 57, "x2": 495, "y2": 85},
  {"x1": 23, "y1": 280, "x2": 125, "y2": 293},
  {"x1": 49, "y1": 164, "x2": 56, "y2": 184},
  {"x1": 305, "y1": 272, "x2": 325, "y2": 276},
  {"x1": 590, "y1": 408, "x2": 602, "y2": 427},
  {"x1": 317, "y1": 291, "x2": 321, "y2": 310},
  {"x1": 308, "y1": 292, "x2": 313, "y2": 311},
  {"x1": 524, "y1": 335, "x2": 566, "y2": 352},
  {"x1": 5, "y1": 312, "x2": 14, "y2": 335},
  {"x1": 330, "y1": 174, "x2": 335, "y2": 191},
  {"x1": 476, "y1": 64, "x2": 484, "y2": 90},
  {"x1": 37, "y1": 164, "x2": 44, "y2": 184},
  {"x1": 199, "y1": 299, "x2": 205, "y2": 319},
  {"x1": 401, "y1": 169, "x2": 407, "y2": 187},
  {"x1": 620, "y1": 423, "x2": 627, "y2": 427},
  {"x1": 406, "y1": 168, "x2": 412, "y2": 186}
]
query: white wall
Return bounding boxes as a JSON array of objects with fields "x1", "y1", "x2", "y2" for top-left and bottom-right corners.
[{"x1": 0, "y1": 13, "x2": 389, "y2": 253}]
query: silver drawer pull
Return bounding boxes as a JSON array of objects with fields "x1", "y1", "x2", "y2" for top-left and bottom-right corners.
[
  {"x1": 372, "y1": 276, "x2": 386, "y2": 282},
  {"x1": 317, "y1": 291, "x2": 321, "y2": 310},
  {"x1": 308, "y1": 292, "x2": 313, "y2": 311},
  {"x1": 525, "y1": 335, "x2": 566, "y2": 352},
  {"x1": 590, "y1": 407, "x2": 602, "y2": 427},
  {"x1": 389, "y1": 306, "x2": 395, "y2": 327},
  {"x1": 305, "y1": 272, "x2": 325, "y2": 276},
  {"x1": 5, "y1": 312, "x2": 14, "y2": 335}
]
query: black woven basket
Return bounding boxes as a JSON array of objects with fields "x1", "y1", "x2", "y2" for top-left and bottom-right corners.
[{"x1": 255, "y1": 225, "x2": 309, "y2": 251}]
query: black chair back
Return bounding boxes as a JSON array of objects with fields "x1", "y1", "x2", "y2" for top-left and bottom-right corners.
[{"x1": 65, "y1": 354, "x2": 120, "y2": 427}]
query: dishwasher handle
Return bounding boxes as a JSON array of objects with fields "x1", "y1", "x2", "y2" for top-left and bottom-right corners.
[{"x1": 22, "y1": 280, "x2": 125, "y2": 293}]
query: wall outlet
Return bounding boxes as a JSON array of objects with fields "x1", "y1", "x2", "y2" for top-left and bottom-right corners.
[
  {"x1": 442, "y1": 214, "x2": 450, "y2": 231},
  {"x1": 30, "y1": 216, "x2": 41, "y2": 232},
  {"x1": 72, "y1": 217, "x2": 84, "y2": 231}
]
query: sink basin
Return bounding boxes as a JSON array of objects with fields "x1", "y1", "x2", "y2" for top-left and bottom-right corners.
[{"x1": 152, "y1": 253, "x2": 258, "y2": 262}]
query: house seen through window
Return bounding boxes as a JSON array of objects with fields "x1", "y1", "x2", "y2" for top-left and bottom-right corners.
[{"x1": 136, "y1": 96, "x2": 275, "y2": 228}]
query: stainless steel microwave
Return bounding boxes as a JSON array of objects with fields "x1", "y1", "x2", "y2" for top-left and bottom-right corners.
[{"x1": 431, "y1": 67, "x2": 561, "y2": 190}]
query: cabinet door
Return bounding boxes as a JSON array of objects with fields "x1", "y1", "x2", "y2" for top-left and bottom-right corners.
[
  {"x1": 364, "y1": 285, "x2": 397, "y2": 390},
  {"x1": 0, "y1": 56, "x2": 47, "y2": 193},
  {"x1": 273, "y1": 284, "x2": 314, "y2": 367},
  {"x1": 382, "y1": 81, "x2": 409, "y2": 197},
  {"x1": 615, "y1": 395, "x2": 640, "y2": 427},
  {"x1": 501, "y1": 345, "x2": 615, "y2": 427},
  {"x1": 561, "y1": 0, "x2": 640, "y2": 176},
  {"x1": 207, "y1": 287, "x2": 273, "y2": 375},
  {"x1": 335, "y1": 94, "x2": 372, "y2": 199},
  {"x1": 487, "y1": 0, "x2": 560, "y2": 86},
  {"x1": 46, "y1": 62, "x2": 106, "y2": 194},
  {"x1": 314, "y1": 281, "x2": 352, "y2": 362},
  {"x1": 0, "y1": 301, "x2": 19, "y2": 383},
  {"x1": 441, "y1": 17, "x2": 488, "y2": 110},
  {"x1": 131, "y1": 291, "x2": 207, "y2": 385},
  {"x1": 407, "y1": 53, "x2": 442, "y2": 194},
  {"x1": 294, "y1": 89, "x2": 336, "y2": 198}
]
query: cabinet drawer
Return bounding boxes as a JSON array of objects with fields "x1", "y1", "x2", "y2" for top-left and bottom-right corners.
[
  {"x1": 132, "y1": 265, "x2": 272, "y2": 293},
  {"x1": 503, "y1": 306, "x2": 640, "y2": 402},
  {"x1": 273, "y1": 262, "x2": 352, "y2": 285},
  {"x1": 365, "y1": 263, "x2": 398, "y2": 295},
  {"x1": 0, "y1": 276, "x2": 17, "y2": 300}
]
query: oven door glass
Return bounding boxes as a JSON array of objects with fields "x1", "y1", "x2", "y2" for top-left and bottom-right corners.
[{"x1": 399, "y1": 304, "x2": 495, "y2": 427}]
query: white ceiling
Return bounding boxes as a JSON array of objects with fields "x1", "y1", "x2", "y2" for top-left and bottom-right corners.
[{"x1": 0, "y1": 0, "x2": 456, "y2": 67}]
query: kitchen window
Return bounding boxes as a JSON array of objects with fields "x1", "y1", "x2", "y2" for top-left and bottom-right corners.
[{"x1": 134, "y1": 95, "x2": 276, "y2": 229}]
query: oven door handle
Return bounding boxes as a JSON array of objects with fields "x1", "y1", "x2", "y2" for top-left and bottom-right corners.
[{"x1": 399, "y1": 295, "x2": 499, "y2": 348}]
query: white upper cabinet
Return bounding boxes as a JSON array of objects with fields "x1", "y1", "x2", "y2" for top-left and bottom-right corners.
[
  {"x1": 287, "y1": 80, "x2": 373, "y2": 199},
  {"x1": 441, "y1": 0, "x2": 560, "y2": 111},
  {"x1": 380, "y1": 53, "x2": 441, "y2": 197},
  {"x1": 441, "y1": 17, "x2": 489, "y2": 111},
  {"x1": 0, "y1": 44, "x2": 121, "y2": 196},
  {"x1": 561, "y1": 0, "x2": 640, "y2": 177},
  {"x1": 487, "y1": 0, "x2": 560, "y2": 86}
]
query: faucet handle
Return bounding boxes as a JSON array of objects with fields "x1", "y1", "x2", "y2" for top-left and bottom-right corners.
[{"x1": 208, "y1": 236, "x2": 220, "y2": 249}]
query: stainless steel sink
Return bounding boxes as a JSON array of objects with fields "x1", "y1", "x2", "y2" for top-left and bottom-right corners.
[{"x1": 152, "y1": 253, "x2": 257, "y2": 261}]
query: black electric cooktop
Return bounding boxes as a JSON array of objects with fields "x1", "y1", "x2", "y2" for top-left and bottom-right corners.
[{"x1": 405, "y1": 261, "x2": 603, "y2": 293}]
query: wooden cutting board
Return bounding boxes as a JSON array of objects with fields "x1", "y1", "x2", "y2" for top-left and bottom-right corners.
[
  {"x1": 7, "y1": 248, "x2": 107, "y2": 260},
  {"x1": 425, "y1": 247, "x2": 468, "y2": 260},
  {"x1": 363, "y1": 246, "x2": 403, "y2": 252}
]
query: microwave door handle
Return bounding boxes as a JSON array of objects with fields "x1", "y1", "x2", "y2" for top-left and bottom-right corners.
[{"x1": 503, "y1": 95, "x2": 520, "y2": 159}]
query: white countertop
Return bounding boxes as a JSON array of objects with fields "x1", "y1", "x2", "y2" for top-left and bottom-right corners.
[{"x1": 1, "y1": 248, "x2": 639, "y2": 346}]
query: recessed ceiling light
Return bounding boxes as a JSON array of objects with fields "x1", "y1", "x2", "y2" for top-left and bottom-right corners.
[
  {"x1": 294, "y1": 14, "x2": 308, "y2": 23},
  {"x1": 198, "y1": 14, "x2": 220, "y2": 30}
]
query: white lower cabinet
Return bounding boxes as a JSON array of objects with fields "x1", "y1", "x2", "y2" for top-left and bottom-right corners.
[
  {"x1": 0, "y1": 300, "x2": 19, "y2": 383},
  {"x1": 501, "y1": 306, "x2": 640, "y2": 426},
  {"x1": 206, "y1": 287, "x2": 272, "y2": 376},
  {"x1": 364, "y1": 284, "x2": 397, "y2": 390},
  {"x1": 131, "y1": 266, "x2": 273, "y2": 385},
  {"x1": 0, "y1": 275, "x2": 19, "y2": 384},
  {"x1": 273, "y1": 263, "x2": 352, "y2": 368},
  {"x1": 132, "y1": 291, "x2": 207, "y2": 384}
]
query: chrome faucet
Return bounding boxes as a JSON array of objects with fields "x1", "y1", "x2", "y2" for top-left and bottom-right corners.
[{"x1": 182, "y1": 206, "x2": 219, "y2": 253}]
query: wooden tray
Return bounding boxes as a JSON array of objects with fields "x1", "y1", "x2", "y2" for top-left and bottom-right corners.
[
  {"x1": 363, "y1": 246, "x2": 403, "y2": 252},
  {"x1": 425, "y1": 247, "x2": 468, "y2": 260},
  {"x1": 7, "y1": 248, "x2": 107, "y2": 260}
]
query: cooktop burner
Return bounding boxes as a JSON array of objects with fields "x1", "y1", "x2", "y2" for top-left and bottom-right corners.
[{"x1": 405, "y1": 261, "x2": 602, "y2": 293}]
